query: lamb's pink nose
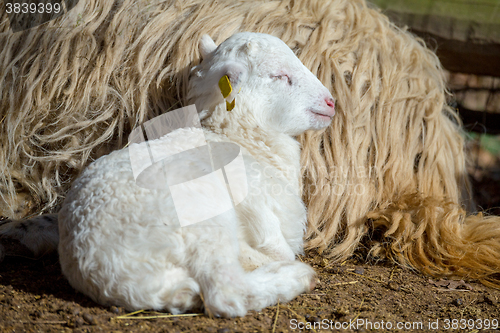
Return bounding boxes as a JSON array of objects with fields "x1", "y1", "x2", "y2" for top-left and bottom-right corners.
[{"x1": 325, "y1": 98, "x2": 335, "y2": 115}]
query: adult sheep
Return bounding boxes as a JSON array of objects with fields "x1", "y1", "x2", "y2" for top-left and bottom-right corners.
[
  {"x1": 58, "y1": 32, "x2": 334, "y2": 316},
  {"x1": 1, "y1": 0, "x2": 500, "y2": 287}
]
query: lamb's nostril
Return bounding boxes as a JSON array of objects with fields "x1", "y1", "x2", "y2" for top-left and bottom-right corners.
[{"x1": 325, "y1": 98, "x2": 335, "y2": 109}]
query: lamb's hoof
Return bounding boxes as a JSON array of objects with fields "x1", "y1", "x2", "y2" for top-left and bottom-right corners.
[
  {"x1": 308, "y1": 277, "x2": 318, "y2": 292},
  {"x1": 292, "y1": 262, "x2": 317, "y2": 295}
]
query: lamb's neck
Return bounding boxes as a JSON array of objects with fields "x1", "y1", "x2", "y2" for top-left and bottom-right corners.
[{"x1": 203, "y1": 116, "x2": 302, "y2": 187}]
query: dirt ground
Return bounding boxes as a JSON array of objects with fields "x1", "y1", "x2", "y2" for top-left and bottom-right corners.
[
  {"x1": 1, "y1": 250, "x2": 500, "y2": 333},
  {"x1": 1, "y1": 146, "x2": 500, "y2": 333}
]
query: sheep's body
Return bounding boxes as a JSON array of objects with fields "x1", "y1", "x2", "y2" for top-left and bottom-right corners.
[{"x1": 57, "y1": 32, "x2": 335, "y2": 316}]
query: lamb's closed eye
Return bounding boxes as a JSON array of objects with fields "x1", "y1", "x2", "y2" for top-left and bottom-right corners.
[{"x1": 272, "y1": 74, "x2": 293, "y2": 85}]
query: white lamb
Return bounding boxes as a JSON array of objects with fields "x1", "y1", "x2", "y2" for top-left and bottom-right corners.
[{"x1": 57, "y1": 32, "x2": 336, "y2": 317}]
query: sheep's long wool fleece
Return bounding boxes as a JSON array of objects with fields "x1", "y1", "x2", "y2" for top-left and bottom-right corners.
[{"x1": 1, "y1": 0, "x2": 500, "y2": 286}]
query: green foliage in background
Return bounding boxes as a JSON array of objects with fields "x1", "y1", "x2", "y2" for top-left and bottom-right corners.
[{"x1": 468, "y1": 133, "x2": 500, "y2": 156}]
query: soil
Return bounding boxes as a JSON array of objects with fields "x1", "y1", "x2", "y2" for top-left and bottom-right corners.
[{"x1": 0, "y1": 249, "x2": 499, "y2": 333}]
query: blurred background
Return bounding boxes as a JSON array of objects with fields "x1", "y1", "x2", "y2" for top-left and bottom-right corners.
[{"x1": 371, "y1": 0, "x2": 500, "y2": 214}]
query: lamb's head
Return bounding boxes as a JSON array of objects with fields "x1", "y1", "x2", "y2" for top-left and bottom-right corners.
[{"x1": 188, "y1": 32, "x2": 335, "y2": 136}]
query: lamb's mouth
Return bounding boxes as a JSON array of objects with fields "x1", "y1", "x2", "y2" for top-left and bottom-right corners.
[{"x1": 310, "y1": 110, "x2": 334, "y2": 121}]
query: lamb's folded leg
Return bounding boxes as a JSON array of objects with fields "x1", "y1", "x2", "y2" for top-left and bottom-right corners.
[
  {"x1": 245, "y1": 260, "x2": 316, "y2": 311},
  {"x1": 184, "y1": 217, "x2": 314, "y2": 317},
  {"x1": 179, "y1": 207, "x2": 252, "y2": 317}
]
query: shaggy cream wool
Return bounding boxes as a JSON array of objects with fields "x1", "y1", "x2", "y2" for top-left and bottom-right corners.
[{"x1": 0, "y1": 0, "x2": 499, "y2": 286}]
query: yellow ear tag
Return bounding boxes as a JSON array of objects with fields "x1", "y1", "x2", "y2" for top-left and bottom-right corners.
[
  {"x1": 218, "y1": 75, "x2": 236, "y2": 111},
  {"x1": 226, "y1": 99, "x2": 235, "y2": 111},
  {"x1": 218, "y1": 75, "x2": 232, "y2": 98}
]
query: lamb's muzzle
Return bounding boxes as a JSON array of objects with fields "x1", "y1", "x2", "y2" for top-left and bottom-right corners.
[{"x1": 311, "y1": 97, "x2": 335, "y2": 121}]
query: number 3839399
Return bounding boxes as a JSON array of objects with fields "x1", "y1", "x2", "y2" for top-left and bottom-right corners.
[{"x1": 5, "y1": 2, "x2": 61, "y2": 14}]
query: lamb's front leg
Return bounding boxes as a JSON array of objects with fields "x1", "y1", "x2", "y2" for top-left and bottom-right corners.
[
  {"x1": 238, "y1": 201, "x2": 297, "y2": 267},
  {"x1": 184, "y1": 221, "x2": 315, "y2": 317},
  {"x1": 239, "y1": 157, "x2": 306, "y2": 266}
]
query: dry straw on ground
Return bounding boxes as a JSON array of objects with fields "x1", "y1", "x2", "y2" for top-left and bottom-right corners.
[{"x1": 1, "y1": 0, "x2": 499, "y2": 285}]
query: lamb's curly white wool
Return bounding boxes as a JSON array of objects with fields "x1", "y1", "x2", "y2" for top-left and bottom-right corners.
[{"x1": 58, "y1": 32, "x2": 336, "y2": 317}]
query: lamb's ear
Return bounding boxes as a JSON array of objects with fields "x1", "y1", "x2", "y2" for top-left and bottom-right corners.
[
  {"x1": 199, "y1": 35, "x2": 217, "y2": 59},
  {"x1": 222, "y1": 62, "x2": 247, "y2": 87},
  {"x1": 244, "y1": 40, "x2": 258, "y2": 55}
]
